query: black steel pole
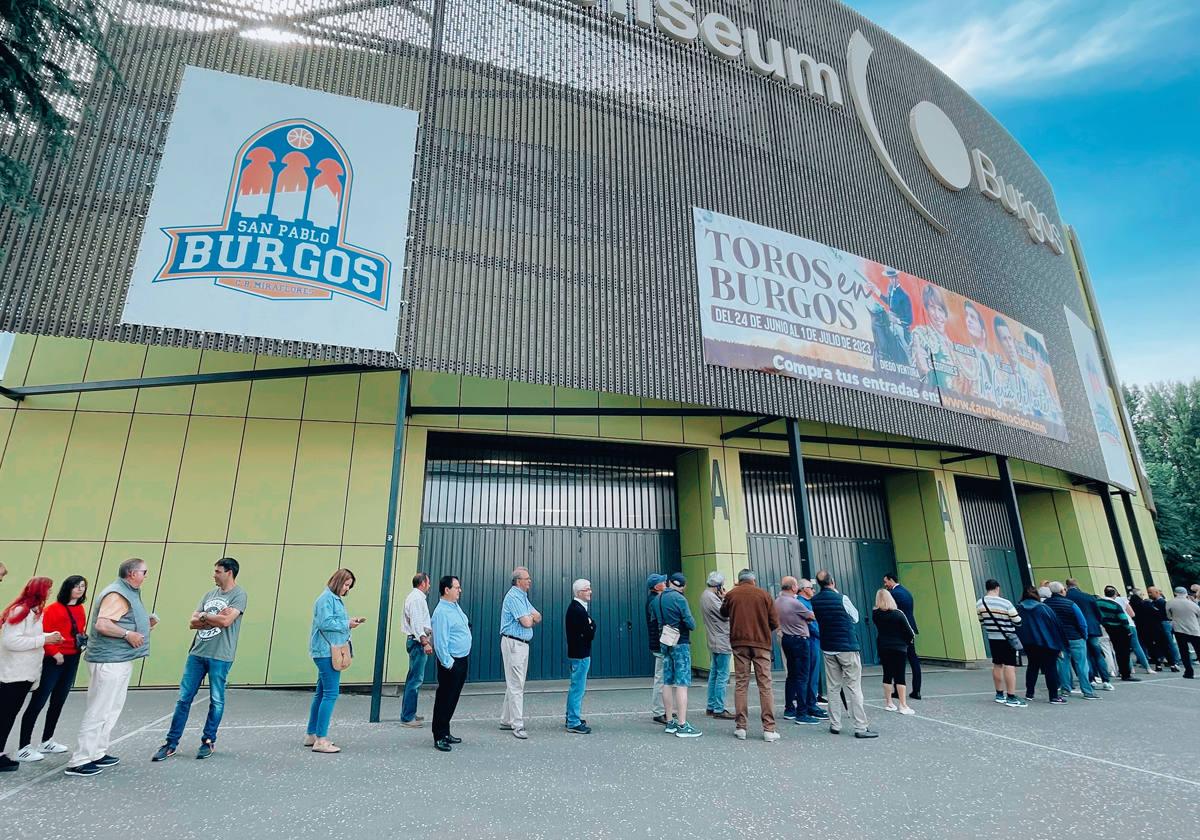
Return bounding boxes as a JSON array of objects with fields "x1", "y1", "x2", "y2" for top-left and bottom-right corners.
[
  {"x1": 996, "y1": 456, "x2": 1034, "y2": 590},
  {"x1": 785, "y1": 418, "x2": 814, "y2": 581},
  {"x1": 369, "y1": 369, "x2": 411, "y2": 723},
  {"x1": 1119, "y1": 491, "x2": 1154, "y2": 588},
  {"x1": 1098, "y1": 487, "x2": 1135, "y2": 592}
]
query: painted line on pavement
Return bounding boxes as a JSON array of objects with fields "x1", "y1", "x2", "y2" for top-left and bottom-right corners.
[
  {"x1": 863, "y1": 701, "x2": 1200, "y2": 789},
  {"x1": 0, "y1": 695, "x2": 210, "y2": 804}
]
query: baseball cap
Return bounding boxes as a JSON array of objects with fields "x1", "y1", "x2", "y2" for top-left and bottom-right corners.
[
  {"x1": 646, "y1": 573, "x2": 668, "y2": 590},
  {"x1": 668, "y1": 572, "x2": 687, "y2": 587},
  {"x1": 1174, "y1": 586, "x2": 1187, "y2": 596}
]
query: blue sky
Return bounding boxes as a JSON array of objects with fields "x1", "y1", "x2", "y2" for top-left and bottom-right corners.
[{"x1": 848, "y1": 0, "x2": 1200, "y2": 385}]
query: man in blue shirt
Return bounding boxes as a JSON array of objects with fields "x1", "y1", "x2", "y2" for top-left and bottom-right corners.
[
  {"x1": 797, "y1": 580, "x2": 827, "y2": 721},
  {"x1": 883, "y1": 573, "x2": 922, "y2": 699},
  {"x1": 1045, "y1": 582, "x2": 1096, "y2": 700},
  {"x1": 431, "y1": 575, "x2": 472, "y2": 752},
  {"x1": 499, "y1": 567, "x2": 541, "y2": 740}
]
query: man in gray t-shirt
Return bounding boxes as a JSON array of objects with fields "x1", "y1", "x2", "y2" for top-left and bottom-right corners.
[{"x1": 152, "y1": 558, "x2": 247, "y2": 762}]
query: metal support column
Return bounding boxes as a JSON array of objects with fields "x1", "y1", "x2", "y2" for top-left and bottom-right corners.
[
  {"x1": 369, "y1": 370, "x2": 411, "y2": 723},
  {"x1": 785, "y1": 418, "x2": 814, "y2": 581},
  {"x1": 1119, "y1": 491, "x2": 1154, "y2": 587},
  {"x1": 996, "y1": 456, "x2": 1034, "y2": 591},
  {"x1": 1098, "y1": 487, "x2": 1135, "y2": 592}
]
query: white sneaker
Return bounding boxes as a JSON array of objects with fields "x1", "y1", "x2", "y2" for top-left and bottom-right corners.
[
  {"x1": 39, "y1": 740, "x2": 69, "y2": 754},
  {"x1": 15, "y1": 746, "x2": 44, "y2": 762},
  {"x1": 734, "y1": 728, "x2": 747, "y2": 740},
  {"x1": 884, "y1": 703, "x2": 899, "y2": 712},
  {"x1": 899, "y1": 706, "x2": 916, "y2": 716},
  {"x1": 1070, "y1": 689, "x2": 1083, "y2": 695},
  {"x1": 763, "y1": 731, "x2": 781, "y2": 743},
  {"x1": 1101, "y1": 682, "x2": 1115, "y2": 691}
]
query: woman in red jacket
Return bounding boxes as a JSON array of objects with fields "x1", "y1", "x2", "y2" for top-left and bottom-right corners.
[{"x1": 15, "y1": 576, "x2": 87, "y2": 762}]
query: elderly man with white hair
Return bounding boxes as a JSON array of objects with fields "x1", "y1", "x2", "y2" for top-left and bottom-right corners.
[
  {"x1": 564, "y1": 579, "x2": 596, "y2": 734},
  {"x1": 1044, "y1": 581, "x2": 1096, "y2": 700},
  {"x1": 1165, "y1": 586, "x2": 1200, "y2": 679}
]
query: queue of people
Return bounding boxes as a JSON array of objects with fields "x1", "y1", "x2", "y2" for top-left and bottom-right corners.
[{"x1": 2, "y1": 555, "x2": 1198, "y2": 773}]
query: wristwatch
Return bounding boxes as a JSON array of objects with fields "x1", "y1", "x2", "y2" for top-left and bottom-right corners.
[{"x1": 122, "y1": 630, "x2": 129, "y2": 639}]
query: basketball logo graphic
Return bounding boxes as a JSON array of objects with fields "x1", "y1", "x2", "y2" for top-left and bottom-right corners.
[{"x1": 152, "y1": 118, "x2": 392, "y2": 308}]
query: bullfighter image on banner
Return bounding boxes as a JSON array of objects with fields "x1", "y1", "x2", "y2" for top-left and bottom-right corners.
[
  {"x1": 694, "y1": 208, "x2": 1068, "y2": 441},
  {"x1": 121, "y1": 66, "x2": 418, "y2": 352}
]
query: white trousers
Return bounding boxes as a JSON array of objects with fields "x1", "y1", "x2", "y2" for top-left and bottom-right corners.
[
  {"x1": 70, "y1": 661, "x2": 134, "y2": 767},
  {"x1": 500, "y1": 636, "x2": 530, "y2": 730}
]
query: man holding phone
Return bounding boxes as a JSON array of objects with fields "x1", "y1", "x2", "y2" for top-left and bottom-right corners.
[{"x1": 66, "y1": 558, "x2": 159, "y2": 777}]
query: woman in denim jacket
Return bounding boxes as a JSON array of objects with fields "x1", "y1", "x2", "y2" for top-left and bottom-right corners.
[{"x1": 306, "y1": 569, "x2": 365, "y2": 753}]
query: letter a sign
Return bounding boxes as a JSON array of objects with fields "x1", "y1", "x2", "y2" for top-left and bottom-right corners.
[{"x1": 121, "y1": 66, "x2": 419, "y2": 353}]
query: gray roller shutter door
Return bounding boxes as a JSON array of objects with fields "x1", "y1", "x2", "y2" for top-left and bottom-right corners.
[
  {"x1": 956, "y1": 477, "x2": 1024, "y2": 648},
  {"x1": 742, "y1": 456, "x2": 895, "y2": 665},
  {"x1": 418, "y1": 433, "x2": 681, "y2": 683}
]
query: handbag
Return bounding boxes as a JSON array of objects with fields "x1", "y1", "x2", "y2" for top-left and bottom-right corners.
[
  {"x1": 982, "y1": 599, "x2": 1024, "y2": 651},
  {"x1": 67, "y1": 606, "x2": 88, "y2": 651},
  {"x1": 321, "y1": 630, "x2": 353, "y2": 671},
  {"x1": 656, "y1": 593, "x2": 680, "y2": 648}
]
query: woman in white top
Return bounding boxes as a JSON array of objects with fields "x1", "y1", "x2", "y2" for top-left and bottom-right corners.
[{"x1": 0, "y1": 577, "x2": 63, "y2": 772}]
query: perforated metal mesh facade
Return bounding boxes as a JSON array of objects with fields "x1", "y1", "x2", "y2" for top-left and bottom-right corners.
[
  {"x1": 742, "y1": 454, "x2": 890, "y2": 540},
  {"x1": 0, "y1": 0, "x2": 1110, "y2": 482}
]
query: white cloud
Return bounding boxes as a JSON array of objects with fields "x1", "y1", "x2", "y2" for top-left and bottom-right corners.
[{"x1": 869, "y1": 0, "x2": 1193, "y2": 94}]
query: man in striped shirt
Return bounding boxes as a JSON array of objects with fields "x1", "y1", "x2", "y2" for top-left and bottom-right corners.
[{"x1": 976, "y1": 579, "x2": 1026, "y2": 708}]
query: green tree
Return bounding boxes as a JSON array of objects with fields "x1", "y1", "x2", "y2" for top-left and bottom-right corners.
[
  {"x1": 1124, "y1": 381, "x2": 1200, "y2": 585},
  {"x1": 1, "y1": 0, "x2": 117, "y2": 219}
]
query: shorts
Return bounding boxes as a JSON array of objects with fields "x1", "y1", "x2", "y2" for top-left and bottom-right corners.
[
  {"x1": 880, "y1": 649, "x2": 907, "y2": 686},
  {"x1": 989, "y1": 637, "x2": 1018, "y2": 667},
  {"x1": 661, "y1": 643, "x2": 692, "y2": 687}
]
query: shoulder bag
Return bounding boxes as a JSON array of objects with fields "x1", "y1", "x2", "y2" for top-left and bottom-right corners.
[
  {"x1": 982, "y1": 599, "x2": 1024, "y2": 651},
  {"x1": 320, "y1": 630, "x2": 353, "y2": 671},
  {"x1": 656, "y1": 593, "x2": 680, "y2": 648},
  {"x1": 67, "y1": 606, "x2": 88, "y2": 651}
]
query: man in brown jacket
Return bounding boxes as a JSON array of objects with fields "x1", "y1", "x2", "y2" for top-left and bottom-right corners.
[{"x1": 720, "y1": 569, "x2": 780, "y2": 742}]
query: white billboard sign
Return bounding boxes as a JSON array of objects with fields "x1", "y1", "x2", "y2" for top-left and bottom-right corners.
[
  {"x1": 1064, "y1": 306, "x2": 1136, "y2": 491},
  {"x1": 122, "y1": 66, "x2": 418, "y2": 353}
]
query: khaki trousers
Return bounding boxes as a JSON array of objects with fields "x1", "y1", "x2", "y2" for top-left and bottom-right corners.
[
  {"x1": 732, "y1": 646, "x2": 776, "y2": 732},
  {"x1": 69, "y1": 661, "x2": 134, "y2": 767},
  {"x1": 500, "y1": 636, "x2": 530, "y2": 730},
  {"x1": 823, "y1": 651, "x2": 869, "y2": 733}
]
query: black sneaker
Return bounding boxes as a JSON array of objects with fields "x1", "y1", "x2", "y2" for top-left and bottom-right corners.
[
  {"x1": 566, "y1": 724, "x2": 592, "y2": 734},
  {"x1": 652, "y1": 714, "x2": 668, "y2": 725},
  {"x1": 0, "y1": 756, "x2": 17, "y2": 772},
  {"x1": 65, "y1": 762, "x2": 104, "y2": 776},
  {"x1": 196, "y1": 741, "x2": 214, "y2": 760},
  {"x1": 909, "y1": 692, "x2": 922, "y2": 700},
  {"x1": 94, "y1": 755, "x2": 120, "y2": 767},
  {"x1": 151, "y1": 744, "x2": 176, "y2": 762},
  {"x1": 854, "y1": 729, "x2": 880, "y2": 739},
  {"x1": 1120, "y1": 676, "x2": 1142, "y2": 682},
  {"x1": 434, "y1": 739, "x2": 452, "y2": 752},
  {"x1": 445, "y1": 734, "x2": 462, "y2": 744},
  {"x1": 1049, "y1": 696, "x2": 1068, "y2": 705}
]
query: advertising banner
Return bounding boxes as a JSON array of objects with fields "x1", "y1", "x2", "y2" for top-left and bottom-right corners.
[
  {"x1": 1064, "y1": 307, "x2": 1136, "y2": 490},
  {"x1": 694, "y1": 208, "x2": 1068, "y2": 441},
  {"x1": 122, "y1": 67, "x2": 419, "y2": 353}
]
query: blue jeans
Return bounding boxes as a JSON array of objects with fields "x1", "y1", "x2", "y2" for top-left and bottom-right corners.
[
  {"x1": 806, "y1": 637, "x2": 822, "y2": 713},
  {"x1": 1129, "y1": 626, "x2": 1150, "y2": 670},
  {"x1": 401, "y1": 639, "x2": 428, "y2": 723},
  {"x1": 566, "y1": 657, "x2": 591, "y2": 727},
  {"x1": 781, "y1": 635, "x2": 810, "y2": 715},
  {"x1": 307, "y1": 657, "x2": 341, "y2": 738},
  {"x1": 1163, "y1": 622, "x2": 1181, "y2": 665},
  {"x1": 165, "y1": 655, "x2": 232, "y2": 748},
  {"x1": 1057, "y1": 639, "x2": 1094, "y2": 697},
  {"x1": 706, "y1": 652, "x2": 731, "y2": 712},
  {"x1": 1085, "y1": 636, "x2": 1111, "y2": 684}
]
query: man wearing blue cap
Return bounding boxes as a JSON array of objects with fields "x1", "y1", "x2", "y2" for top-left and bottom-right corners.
[{"x1": 646, "y1": 574, "x2": 668, "y2": 724}]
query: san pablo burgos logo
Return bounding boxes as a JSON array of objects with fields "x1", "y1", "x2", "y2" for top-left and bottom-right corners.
[
  {"x1": 564, "y1": 1, "x2": 1063, "y2": 254},
  {"x1": 152, "y1": 119, "x2": 391, "y2": 307}
]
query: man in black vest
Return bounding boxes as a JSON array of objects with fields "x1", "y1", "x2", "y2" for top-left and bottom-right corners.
[
  {"x1": 810, "y1": 571, "x2": 877, "y2": 739},
  {"x1": 883, "y1": 573, "x2": 922, "y2": 699},
  {"x1": 565, "y1": 579, "x2": 596, "y2": 734}
]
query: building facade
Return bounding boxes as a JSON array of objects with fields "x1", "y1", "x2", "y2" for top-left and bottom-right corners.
[{"x1": 0, "y1": 0, "x2": 1166, "y2": 688}]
